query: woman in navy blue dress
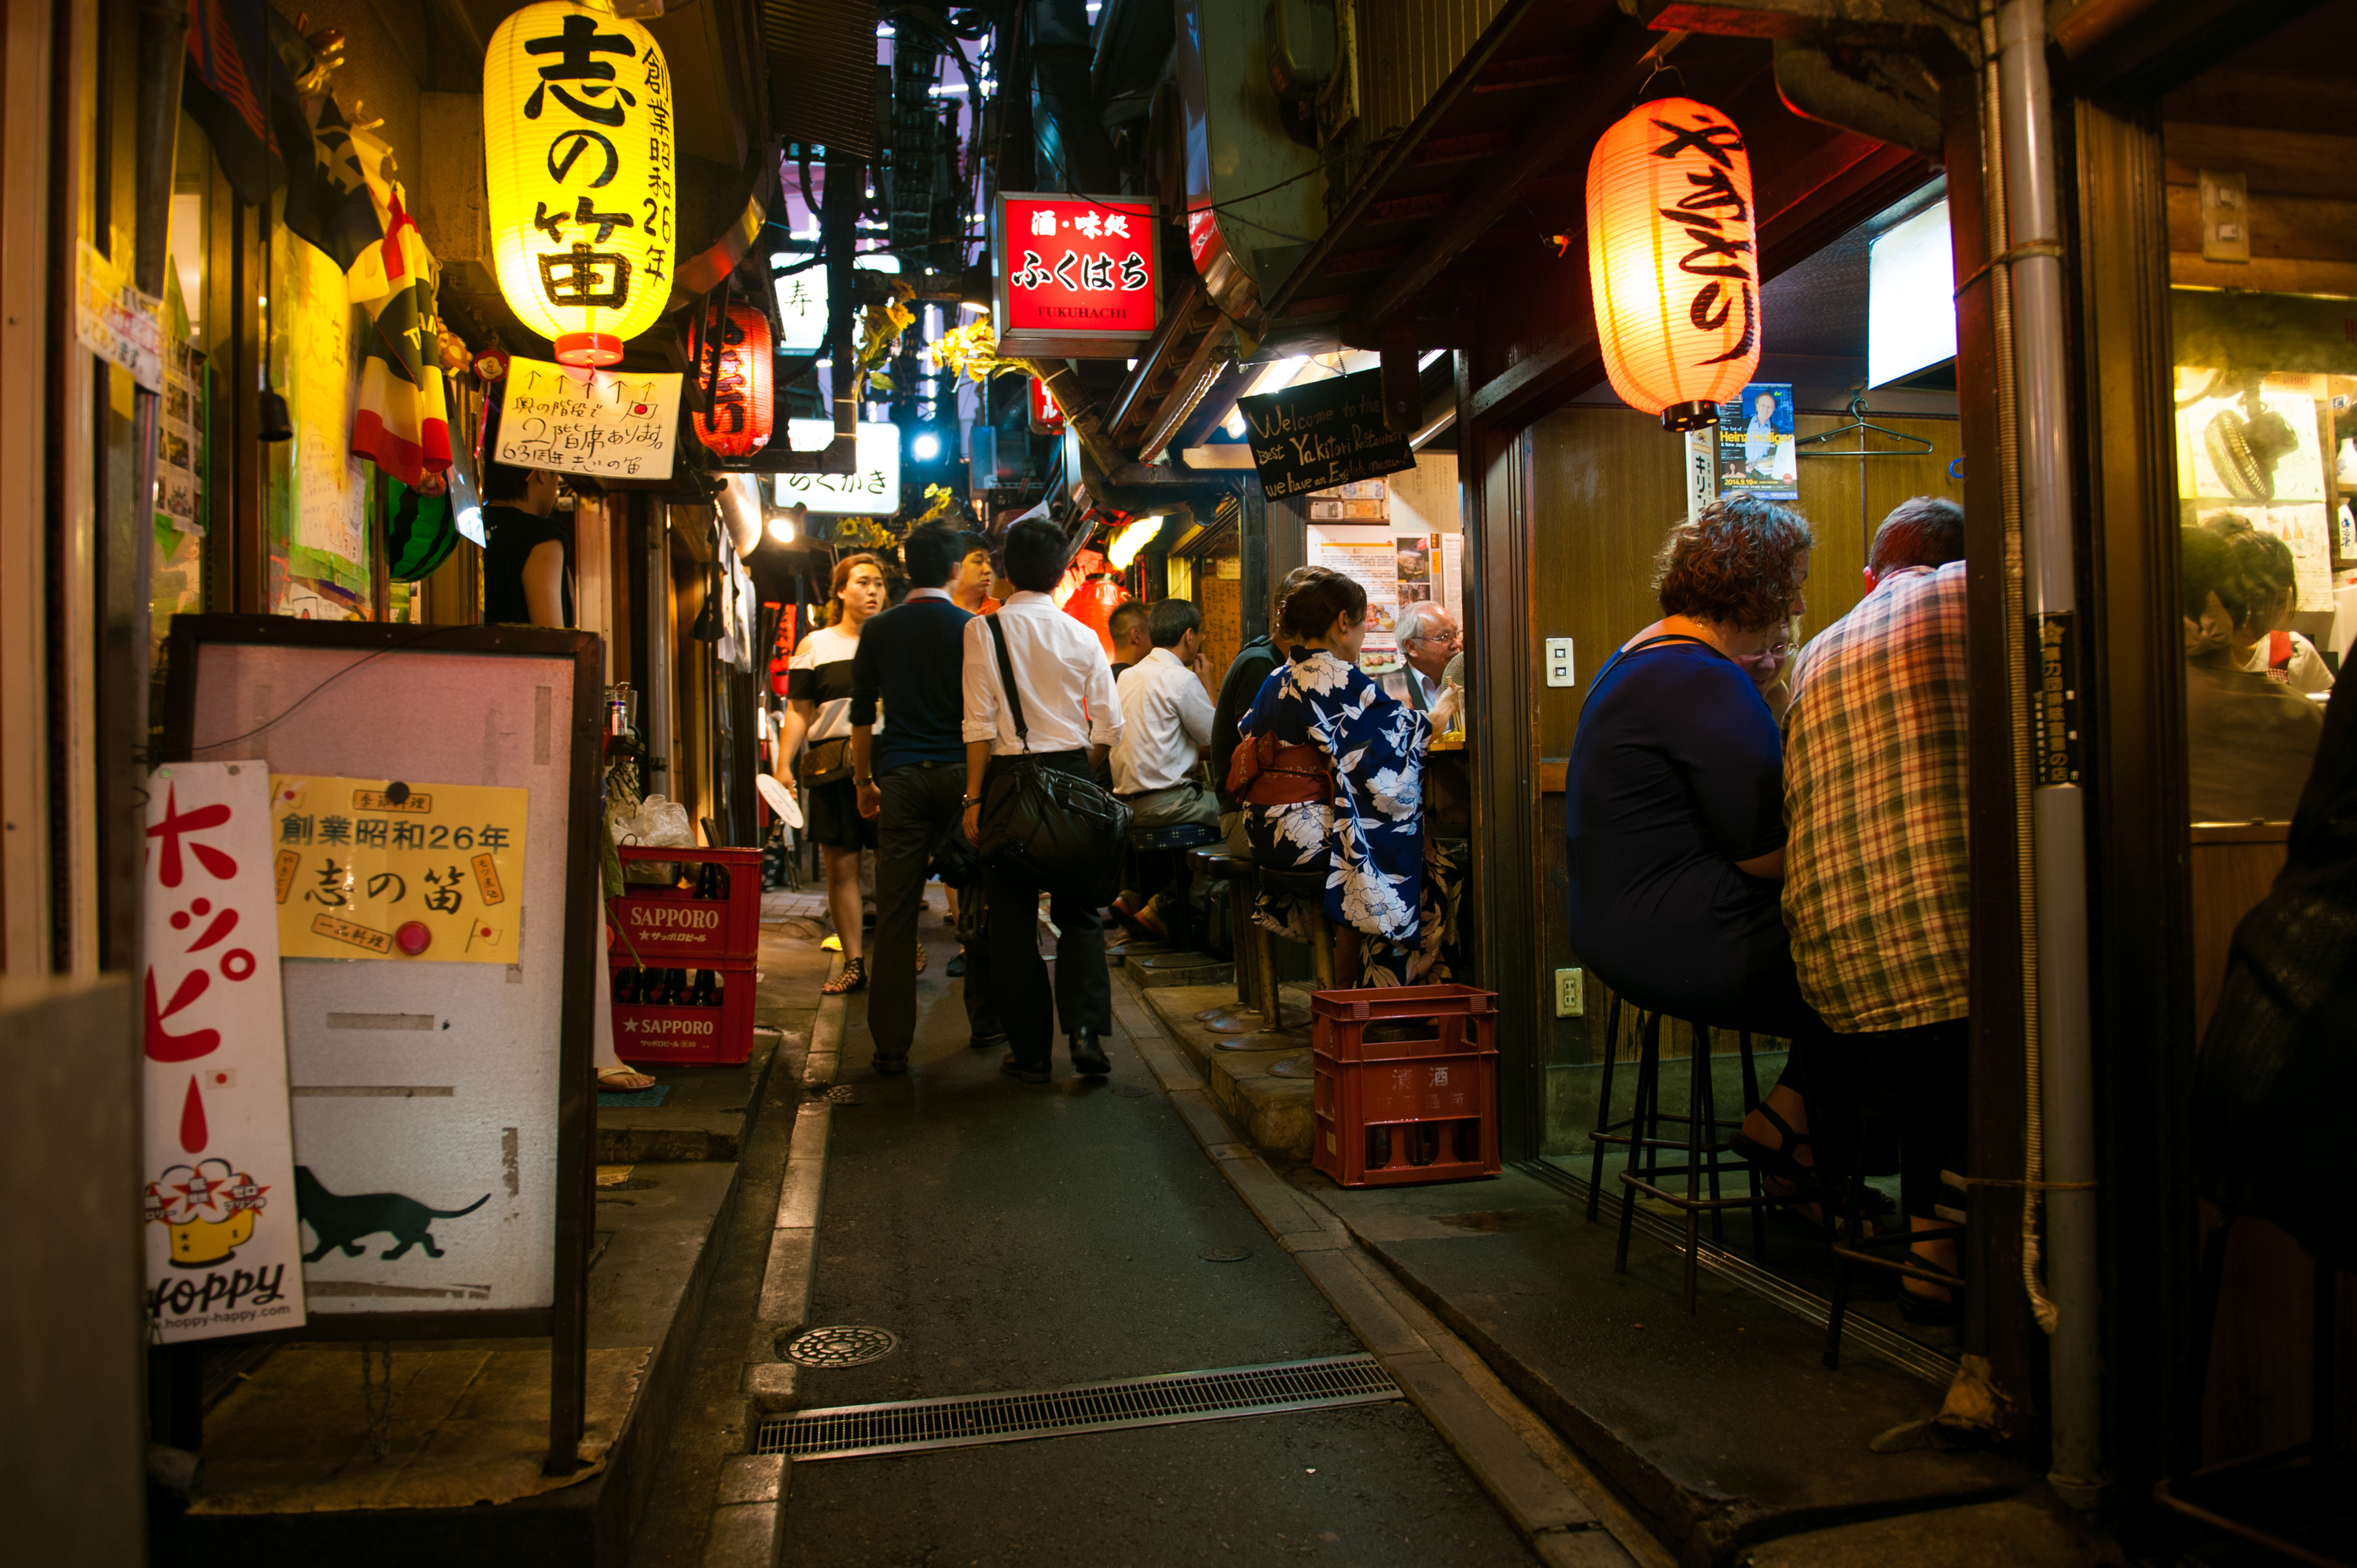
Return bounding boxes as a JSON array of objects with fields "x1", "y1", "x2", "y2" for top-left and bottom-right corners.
[{"x1": 1565, "y1": 494, "x2": 1840, "y2": 1201}]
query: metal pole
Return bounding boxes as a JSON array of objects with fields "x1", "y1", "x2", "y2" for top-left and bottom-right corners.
[{"x1": 1995, "y1": 0, "x2": 2102, "y2": 1508}]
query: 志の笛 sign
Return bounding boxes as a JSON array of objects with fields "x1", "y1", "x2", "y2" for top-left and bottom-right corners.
[
  {"x1": 143, "y1": 762, "x2": 309, "y2": 1342},
  {"x1": 269, "y1": 775, "x2": 530, "y2": 963}
]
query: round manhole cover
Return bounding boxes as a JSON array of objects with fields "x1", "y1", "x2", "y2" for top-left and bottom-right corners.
[
  {"x1": 1110, "y1": 1083, "x2": 1153, "y2": 1099},
  {"x1": 819, "y1": 1085, "x2": 860, "y2": 1104},
  {"x1": 1199, "y1": 1246, "x2": 1253, "y2": 1262},
  {"x1": 785, "y1": 1325, "x2": 900, "y2": 1368}
]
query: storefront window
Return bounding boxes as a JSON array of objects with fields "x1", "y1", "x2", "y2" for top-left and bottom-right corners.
[{"x1": 2170, "y1": 289, "x2": 2348, "y2": 826}]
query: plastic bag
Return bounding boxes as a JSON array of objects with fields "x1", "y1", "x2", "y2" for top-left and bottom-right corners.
[{"x1": 613, "y1": 793, "x2": 695, "y2": 885}]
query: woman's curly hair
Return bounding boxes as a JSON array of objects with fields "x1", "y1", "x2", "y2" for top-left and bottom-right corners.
[{"x1": 1653, "y1": 494, "x2": 1815, "y2": 632}]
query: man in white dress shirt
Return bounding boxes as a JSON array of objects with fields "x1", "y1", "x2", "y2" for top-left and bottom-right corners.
[
  {"x1": 1109, "y1": 598, "x2": 1219, "y2": 936},
  {"x1": 1380, "y1": 601, "x2": 1460, "y2": 713},
  {"x1": 960, "y1": 518, "x2": 1124, "y2": 1082}
]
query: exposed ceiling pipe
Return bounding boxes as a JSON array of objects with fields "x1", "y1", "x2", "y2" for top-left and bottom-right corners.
[
  {"x1": 1772, "y1": 38, "x2": 1946, "y2": 159},
  {"x1": 1029, "y1": 0, "x2": 1121, "y2": 193}
]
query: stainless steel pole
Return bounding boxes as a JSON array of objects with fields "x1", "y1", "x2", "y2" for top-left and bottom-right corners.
[{"x1": 1996, "y1": 0, "x2": 2103, "y2": 1508}]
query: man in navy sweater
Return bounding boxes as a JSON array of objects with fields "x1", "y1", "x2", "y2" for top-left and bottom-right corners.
[{"x1": 850, "y1": 522, "x2": 1003, "y2": 1073}]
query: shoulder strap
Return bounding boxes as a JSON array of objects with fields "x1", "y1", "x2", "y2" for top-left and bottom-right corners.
[{"x1": 984, "y1": 613, "x2": 1032, "y2": 752}]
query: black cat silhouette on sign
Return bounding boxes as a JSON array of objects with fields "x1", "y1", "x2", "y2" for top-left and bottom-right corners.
[{"x1": 295, "y1": 1165, "x2": 489, "y2": 1261}]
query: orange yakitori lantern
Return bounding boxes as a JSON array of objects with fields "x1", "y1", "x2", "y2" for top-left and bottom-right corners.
[
  {"x1": 691, "y1": 300, "x2": 774, "y2": 458},
  {"x1": 1585, "y1": 97, "x2": 1761, "y2": 431}
]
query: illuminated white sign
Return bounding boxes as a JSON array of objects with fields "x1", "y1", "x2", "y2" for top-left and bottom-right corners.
[
  {"x1": 772, "y1": 257, "x2": 829, "y2": 354},
  {"x1": 775, "y1": 420, "x2": 901, "y2": 514},
  {"x1": 1868, "y1": 200, "x2": 1956, "y2": 389}
]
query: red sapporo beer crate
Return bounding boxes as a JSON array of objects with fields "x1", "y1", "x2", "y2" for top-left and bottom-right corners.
[
  {"x1": 610, "y1": 845, "x2": 761, "y2": 965},
  {"x1": 1310, "y1": 984, "x2": 1502, "y2": 1189},
  {"x1": 610, "y1": 960, "x2": 755, "y2": 1067}
]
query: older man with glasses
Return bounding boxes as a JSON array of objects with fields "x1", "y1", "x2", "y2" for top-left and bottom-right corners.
[{"x1": 1381, "y1": 602, "x2": 1461, "y2": 714}]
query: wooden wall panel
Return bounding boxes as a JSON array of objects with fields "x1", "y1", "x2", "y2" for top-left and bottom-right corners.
[
  {"x1": 1521, "y1": 403, "x2": 1962, "y2": 1077},
  {"x1": 1791, "y1": 412, "x2": 1965, "y2": 643}
]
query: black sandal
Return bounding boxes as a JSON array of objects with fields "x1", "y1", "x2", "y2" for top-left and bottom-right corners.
[
  {"x1": 1729, "y1": 1103, "x2": 1894, "y2": 1227},
  {"x1": 822, "y1": 957, "x2": 867, "y2": 995}
]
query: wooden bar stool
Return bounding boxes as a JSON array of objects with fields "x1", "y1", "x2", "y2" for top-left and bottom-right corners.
[
  {"x1": 1253, "y1": 865, "x2": 1339, "y2": 1077},
  {"x1": 1604, "y1": 1007, "x2": 1776, "y2": 1312}
]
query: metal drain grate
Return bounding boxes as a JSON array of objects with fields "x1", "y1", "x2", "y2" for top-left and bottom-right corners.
[
  {"x1": 785, "y1": 1325, "x2": 900, "y2": 1368},
  {"x1": 754, "y1": 1354, "x2": 1400, "y2": 1461}
]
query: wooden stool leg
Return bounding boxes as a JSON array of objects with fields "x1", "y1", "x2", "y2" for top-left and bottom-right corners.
[
  {"x1": 1615, "y1": 1012, "x2": 1661, "y2": 1274},
  {"x1": 1739, "y1": 1031, "x2": 1769, "y2": 1265},
  {"x1": 1586, "y1": 992, "x2": 1624, "y2": 1223},
  {"x1": 1309, "y1": 914, "x2": 1339, "y2": 991},
  {"x1": 1822, "y1": 1125, "x2": 1874, "y2": 1369},
  {"x1": 1682, "y1": 1023, "x2": 1706, "y2": 1312},
  {"x1": 1699, "y1": 1025, "x2": 1726, "y2": 1250}
]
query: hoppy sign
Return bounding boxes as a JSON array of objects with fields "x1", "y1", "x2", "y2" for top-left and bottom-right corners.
[
  {"x1": 141, "y1": 763, "x2": 308, "y2": 1343},
  {"x1": 483, "y1": 1, "x2": 673, "y2": 368},
  {"x1": 993, "y1": 192, "x2": 1157, "y2": 357}
]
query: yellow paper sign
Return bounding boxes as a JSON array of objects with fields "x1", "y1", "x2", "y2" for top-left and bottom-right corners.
[{"x1": 268, "y1": 775, "x2": 529, "y2": 963}]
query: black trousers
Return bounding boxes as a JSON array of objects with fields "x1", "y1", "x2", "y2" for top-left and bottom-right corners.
[
  {"x1": 983, "y1": 750, "x2": 1112, "y2": 1067},
  {"x1": 1787, "y1": 1017, "x2": 1970, "y2": 1218},
  {"x1": 868, "y1": 760, "x2": 997, "y2": 1057}
]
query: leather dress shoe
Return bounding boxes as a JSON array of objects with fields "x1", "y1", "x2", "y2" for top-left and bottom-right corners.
[
  {"x1": 1068, "y1": 1031, "x2": 1112, "y2": 1076},
  {"x1": 871, "y1": 1054, "x2": 907, "y2": 1076},
  {"x1": 1000, "y1": 1053, "x2": 1050, "y2": 1084},
  {"x1": 970, "y1": 1031, "x2": 1010, "y2": 1053}
]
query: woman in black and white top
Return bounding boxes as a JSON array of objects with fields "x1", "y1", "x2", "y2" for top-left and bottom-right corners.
[{"x1": 779, "y1": 552, "x2": 887, "y2": 993}]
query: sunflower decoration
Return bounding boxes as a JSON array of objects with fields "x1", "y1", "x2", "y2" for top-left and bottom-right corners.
[{"x1": 852, "y1": 279, "x2": 918, "y2": 402}]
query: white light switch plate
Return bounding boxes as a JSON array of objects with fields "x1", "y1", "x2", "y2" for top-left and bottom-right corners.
[{"x1": 1544, "y1": 637, "x2": 1575, "y2": 688}]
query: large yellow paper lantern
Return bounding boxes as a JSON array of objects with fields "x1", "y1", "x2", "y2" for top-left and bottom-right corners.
[
  {"x1": 484, "y1": 1, "x2": 674, "y2": 368},
  {"x1": 1585, "y1": 98, "x2": 1761, "y2": 431}
]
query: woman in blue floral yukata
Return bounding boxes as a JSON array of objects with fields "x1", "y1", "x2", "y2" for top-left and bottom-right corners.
[{"x1": 1227, "y1": 570, "x2": 1450, "y2": 987}]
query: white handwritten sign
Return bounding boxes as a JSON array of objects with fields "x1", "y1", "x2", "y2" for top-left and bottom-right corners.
[
  {"x1": 496, "y1": 357, "x2": 681, "y2": 481},
  {"x1": 75, "y1": 242, "x2": 163, "y2": 390},
  {"x1": 142, "y1": 762, "x2": 307, "y2": 1343},
  {"x1": 774, "y1": 419, "x2": 901, "y2": 514}
]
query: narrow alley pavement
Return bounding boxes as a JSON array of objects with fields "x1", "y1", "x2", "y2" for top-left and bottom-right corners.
[{"x1": 629, "y1": 894, "x2": 1653, "y2": 1568}]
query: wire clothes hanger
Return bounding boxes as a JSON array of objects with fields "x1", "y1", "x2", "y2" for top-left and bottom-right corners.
[{"x1": 1795, "y1": 392, "x2": 1934, "y2": 458}]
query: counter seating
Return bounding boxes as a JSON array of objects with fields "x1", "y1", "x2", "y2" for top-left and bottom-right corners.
[
  {"x1": 1587, "y1": 989, "x2": 1776, "y2": 1313},
  {"x1": 1125, "y1": 820, "x2": 1222, "y2": 958}
]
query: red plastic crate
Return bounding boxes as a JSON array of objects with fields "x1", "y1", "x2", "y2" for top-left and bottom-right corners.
[
  {"x1": 1309, "y1": 983, "x2": 1496, "y2": 1064},
  {"x1": 1309, "y1": 984, "x2": 1502, "y2": 1188},
  {"x1": 609, "y1": 846, "x2": 762, "y2": 965},
  {"x1": 610, "y1": 959, "x2": 755, "y2": 1067}
]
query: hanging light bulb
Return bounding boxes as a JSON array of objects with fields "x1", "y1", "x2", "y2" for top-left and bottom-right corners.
[{"x1": 1105, "y1": 513, "x2": 1165, "y2": 570}]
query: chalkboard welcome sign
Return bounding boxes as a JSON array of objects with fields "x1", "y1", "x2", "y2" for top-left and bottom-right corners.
[{"x1": 1237, "y1": 368, "x2": 1416, "y2": 500}]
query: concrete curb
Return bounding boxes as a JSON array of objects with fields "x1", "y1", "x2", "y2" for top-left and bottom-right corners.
[
  {"x1": 699, "y1": 956, "x2": 848, "y2": 1568},
  {"x1": 1109, "y1": 977, "x2": 1674, "y2": 1568}
]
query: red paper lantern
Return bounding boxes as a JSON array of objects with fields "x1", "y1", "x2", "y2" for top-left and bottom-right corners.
[
  {"x1": 1064, "y1": 574, "x2": 1127, "y2": 659},
  {"x1": 1585, "y1": 98, "x2": 1761, "y2": 432},
  {"x1": 691, "y1": 301, "x2": 775, "y2": 458}
]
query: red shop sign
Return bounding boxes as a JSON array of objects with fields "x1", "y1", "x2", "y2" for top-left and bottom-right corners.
[
  {"x1": 993, "y1": 192, "x2": 1159, "y2": 358},
  {"x1": 1029, "y1": 376, "x2": 1066, "y2": 434}
]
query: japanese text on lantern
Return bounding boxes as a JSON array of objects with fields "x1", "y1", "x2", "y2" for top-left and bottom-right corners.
[
  {"x1": 269, "y1": 775, "x2": 530, "y2": 963},
  {"x1": 995, "y1": 195, "x2": 1157, "y2": 343},
  {"x1": 485, "y1": 2, "x2": 673, "y2": 368},
  {"x1": 1585, "y1": 98, "x2": 1761, "y2": 427},
  {"x1": 141, "y1": 764, "x2": 308, "y2": 1342}
]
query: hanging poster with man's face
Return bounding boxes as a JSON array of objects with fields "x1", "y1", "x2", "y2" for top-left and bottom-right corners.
[{"x1": 1718, "y1": 383, "x2": 1797, "y2": 499}]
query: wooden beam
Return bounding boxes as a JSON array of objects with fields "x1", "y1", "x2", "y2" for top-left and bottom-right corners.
[
  {"x1": 1355, "y1": 20, "x2": 1662, "y2": 330},
  {"x1": 1263, "y1": 0, "x2": 1549, "y2": 316}
]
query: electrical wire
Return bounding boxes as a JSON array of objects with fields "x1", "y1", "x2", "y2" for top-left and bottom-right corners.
[{"x1": 185, "y1": 625, "x2": 533, "y2": 755}]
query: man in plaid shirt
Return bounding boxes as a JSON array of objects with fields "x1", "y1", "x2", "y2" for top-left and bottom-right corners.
[{"x1": 1783, "y1": 496, "x2": 1970, "y2": 1322}]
